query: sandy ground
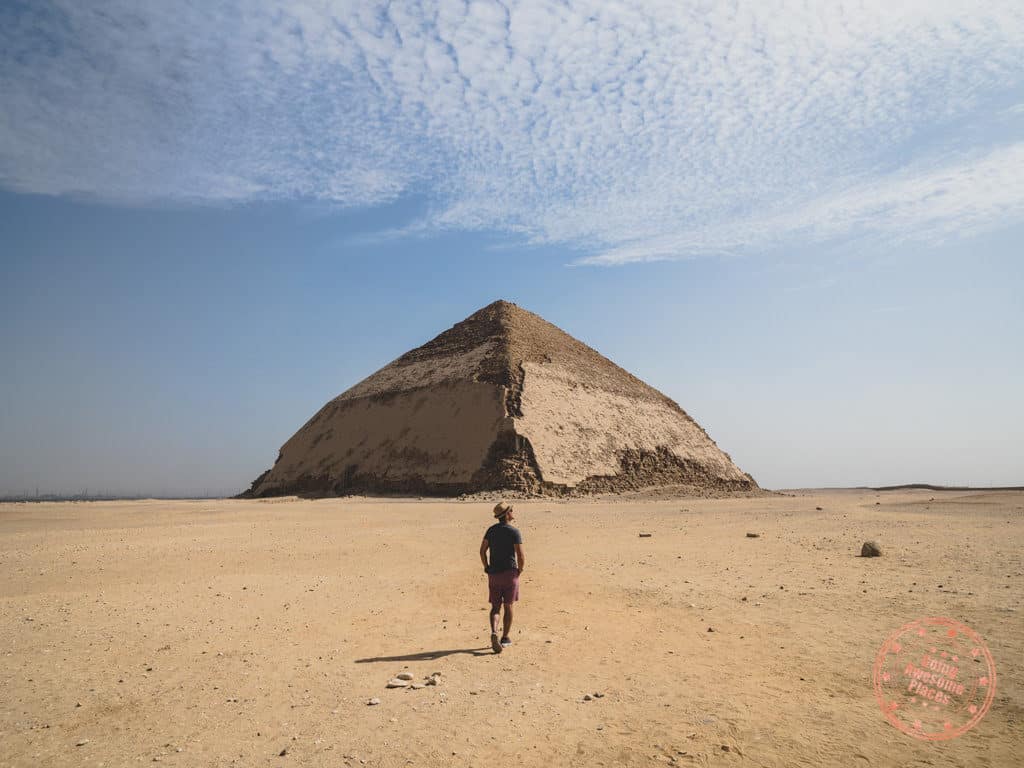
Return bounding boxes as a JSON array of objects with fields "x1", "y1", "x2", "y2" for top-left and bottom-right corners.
[{"x1": 1, "y1": 490, "x2": 1021, "y2": 767}]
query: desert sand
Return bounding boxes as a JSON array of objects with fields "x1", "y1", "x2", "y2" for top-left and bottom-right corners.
[{"x1": 1, "y1": 489, "x2": 1021, "y2": 767}]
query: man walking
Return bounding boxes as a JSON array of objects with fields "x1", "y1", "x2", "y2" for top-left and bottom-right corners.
[{"x1": 479, "y1": 501, "x2": 525, "y2": 654}]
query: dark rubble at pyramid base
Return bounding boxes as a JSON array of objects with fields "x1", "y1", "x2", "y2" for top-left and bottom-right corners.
[{"x1": 240, "y1": 443, "x2": 759, "y2": 499}]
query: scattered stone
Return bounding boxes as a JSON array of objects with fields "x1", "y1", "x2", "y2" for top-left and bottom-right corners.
[
  {"x1": 745, "y1": 532, "x2": 759, "y2": 538},
  {"x1": 721, "y1": 745, "x2": 731, "y2": 752},
  {"x1": 367, "y1": 698, "x2": 381, "y2": 706},
  {"x1": 583, "y1": 694, "x2": 593, "y2": 701},
  {"x1": 411, "y1": 683, "x2": 426, "y2": 690},
  {"x1": 815, "y1": 506, "x2": 823, "y2": 511},
  {"x1": 861, "y1": 541, "x2": 882, "y2": 557},
  {"x1": 386, "y1": 678, "x2": 411, "y2": 688},
  {"x1": 75, "y1": 739, "x2": 89, "y2": 747},
  {"x1": 424, "y1": 677, "x2": 438, "y2": 686},
  {"x1": 707, "y1": 627, "x2": 714, "y2": 633},
  {"x1": 593, "y1": 692, "x2": 604, "y2": 698},
  {"x1": 639, "y1": 533, "x2": 653, "y2": 538},
  {"x1": 396, "y1": 672, "x2": 414, "y2": 681},
  {"x1": 279, "y1": 747, "x2": 288, "y2": 756}
]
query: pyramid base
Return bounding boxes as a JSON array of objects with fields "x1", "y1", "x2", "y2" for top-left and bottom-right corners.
[{"x1": 239, "y1": 443, "x2": 759, "y2": 499}]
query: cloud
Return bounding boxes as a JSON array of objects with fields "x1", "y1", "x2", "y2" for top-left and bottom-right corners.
[
  {"x1": 577, "y1": 142, "x2": 1024, "y2": 264},
  {"x1": 1, "y1": 1, "x2": 1023, "y2": 262}
]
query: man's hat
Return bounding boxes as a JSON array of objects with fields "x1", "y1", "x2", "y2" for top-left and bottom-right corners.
[{"x1": 493, "y1": 501, "x2": 513, "y2": 518}]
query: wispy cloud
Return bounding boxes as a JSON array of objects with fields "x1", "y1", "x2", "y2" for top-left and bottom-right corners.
[
  {"x1": 578, "y1": 142, "x2": 1024, "y2": 264},
  {"x1": 1, "y1": 1, "x2": 1022, "y2": 262}
]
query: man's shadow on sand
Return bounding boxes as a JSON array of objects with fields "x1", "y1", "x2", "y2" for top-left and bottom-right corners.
[{"x1": 355, "y1": 647, "x2": 492, "y2": 663}]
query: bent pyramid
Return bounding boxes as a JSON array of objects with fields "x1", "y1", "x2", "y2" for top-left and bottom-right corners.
[{"x1": 243, "y1": 301, "x2": 757, "y2": 497}]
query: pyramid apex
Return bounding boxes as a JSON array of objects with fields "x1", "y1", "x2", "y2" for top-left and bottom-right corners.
[
  {"x1": 473, "y1": 298, "x2": 525, "y2": 316},
  {"x1": 452, "y1": 299, "x2": 540, "y2": 333}
]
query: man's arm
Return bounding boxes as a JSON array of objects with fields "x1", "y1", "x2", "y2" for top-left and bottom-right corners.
[
  {"x1": 514, "y1": 542, "x2": 525, "y2": 574},
  {"x1": 479, "y1": 538, "x2": 490, "y2": 572}
]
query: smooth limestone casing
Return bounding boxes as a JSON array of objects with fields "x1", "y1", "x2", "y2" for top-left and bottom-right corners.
[
  {"x1": 260, "y1": 359, "x2": 747, "y2": 494},
  {"x1": 262, "y1": 380, "x2": 508, "y2": 490},
  {"x1": 516, "y1": 362, "x2": 748, "y2": 486}
]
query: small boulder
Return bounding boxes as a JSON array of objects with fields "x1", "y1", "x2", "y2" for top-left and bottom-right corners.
[
  {"x1": 386, "y1": 678, "x2": 410, "y2": 688},
  {"x1": 396, "y1": 672, "x2": 414, "y2": 681},
  {"x1": 367, "y1": 698, "x2": 381, "y2": 706},
  {"x1": 861, "y1": 541, "x2": 882, "y2": 557},
  {"x1": 745, "y1": 532, "x2": 759, "y2": 538},
  {"x1": 638, "y1": 533, "x2": 653, "y2": 538}
]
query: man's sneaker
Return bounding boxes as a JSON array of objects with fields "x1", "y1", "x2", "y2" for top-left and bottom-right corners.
[
  {"x1": 490, "y1": 632, "x2": 502, "y2": 653},
  {"x1": 500, "y1": 636, "x2": 512, "y2": 647}
]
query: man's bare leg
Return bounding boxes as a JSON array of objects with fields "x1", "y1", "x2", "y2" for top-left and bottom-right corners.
[
  {"x1": 501, "y1": 603, "x2": 513, "y2": 643},
  {"x1": 490, "y1": 604, "x2": 503, "y2": 653}
]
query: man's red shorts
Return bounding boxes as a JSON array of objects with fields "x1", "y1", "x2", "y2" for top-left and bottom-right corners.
[{"x1": 488, "y1": 569, "x2": 520, "y2": 606}]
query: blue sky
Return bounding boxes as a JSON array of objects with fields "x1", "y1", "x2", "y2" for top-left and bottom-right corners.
[{"x1": 1, "y1": 1, "x2": 1022, "y2": 495}]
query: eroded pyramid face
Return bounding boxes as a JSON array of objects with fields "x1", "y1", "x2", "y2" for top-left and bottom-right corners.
[{"x1": 243, "y1": 301, "x2": 756, "y2": 497}]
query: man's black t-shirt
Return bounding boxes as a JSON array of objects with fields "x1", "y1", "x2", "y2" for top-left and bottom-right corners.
[{"x1": 485, "y1": 522, "x2": 522, "y2": 573}]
